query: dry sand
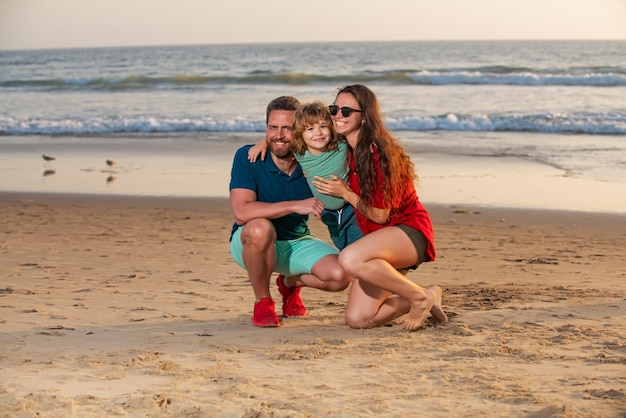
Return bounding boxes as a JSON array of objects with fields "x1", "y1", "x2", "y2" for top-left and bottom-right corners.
[{"x1": 0, "y1": 192, "x2": 624, "y2": 417}]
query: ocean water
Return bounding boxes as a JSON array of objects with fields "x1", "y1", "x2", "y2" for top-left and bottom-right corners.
[{"x1": 0, "y1": 41, "x2": 625, "y2": 211}]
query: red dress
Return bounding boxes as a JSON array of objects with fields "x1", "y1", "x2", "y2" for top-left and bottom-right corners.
[{"x1": 348, "y1": 148, "x2": 436, "y2": 261}]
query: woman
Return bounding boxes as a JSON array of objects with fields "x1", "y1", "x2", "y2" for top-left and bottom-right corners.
[{"x1": 312, "y1": 84, "x2": 448, "y2": 331}]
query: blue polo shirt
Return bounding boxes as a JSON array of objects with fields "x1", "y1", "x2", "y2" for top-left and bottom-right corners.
[{"x1": 229, "y1": 145, "x2": 313, "y2": 241}]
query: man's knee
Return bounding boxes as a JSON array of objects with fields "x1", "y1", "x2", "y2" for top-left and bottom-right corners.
[
  {"x1": 326, "y1": 267, "x2": 350, "y2": 291},
  {"x1": 313, "y1": 256, "x2": 350, "y2": 291},
  {"x1": 241, "y1": 218, "x2": 276, "y2": 247}
]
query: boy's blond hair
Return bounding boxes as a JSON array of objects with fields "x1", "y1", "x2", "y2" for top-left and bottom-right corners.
[{"x1": 291, "y1": 101, "x2": 341, "y2": 155}]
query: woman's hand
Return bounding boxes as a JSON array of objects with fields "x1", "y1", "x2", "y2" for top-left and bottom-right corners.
[
  {"x1": 311, "y1": 175, "x2": 349, "y2": 199},
  {"x1": 314, "y1": 175, "x2": 391, "y2": 224}
]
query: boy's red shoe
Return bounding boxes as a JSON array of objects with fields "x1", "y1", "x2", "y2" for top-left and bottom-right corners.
[
  {"x1": 276, "y1": 275, "x2": 307, "y2": 317},
  {"x1": 251, "y1": 297, "x2": 281, "y2": 327}
]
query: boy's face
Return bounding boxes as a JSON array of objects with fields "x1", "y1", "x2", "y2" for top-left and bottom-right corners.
[{"x1": 301, "y1": 118, "x2": 332, "y2": 156}]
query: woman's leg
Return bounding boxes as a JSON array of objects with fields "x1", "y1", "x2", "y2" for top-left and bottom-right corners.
[
  {"x1": 339, "y1": 226, "x2": 442, "y2": 330},
  {"x1": 345, "y1": 278, "x2": 411, "y2": 328}
]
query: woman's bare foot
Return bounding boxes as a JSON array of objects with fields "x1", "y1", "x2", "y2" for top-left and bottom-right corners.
[
  {"x1": 397, "y1": 290, "x2": 434, "y2": 331},
  {"x1": 428, "y1": 285, "x2": 448, "y2": 325}
]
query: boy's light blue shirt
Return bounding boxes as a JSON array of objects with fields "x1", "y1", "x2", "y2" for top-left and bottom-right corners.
[{"x1": 296, "y1": 141, "x2": 349, "y2": 210}]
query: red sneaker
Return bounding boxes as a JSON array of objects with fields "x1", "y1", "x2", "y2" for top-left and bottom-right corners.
[
  {"x1": 276, "y1": 275, "x2": 307, "y2": 317},
  {"x1": 251, "y1": 297, "x2": 281, "y2": 327}
]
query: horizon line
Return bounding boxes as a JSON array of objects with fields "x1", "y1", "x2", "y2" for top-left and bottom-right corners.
[{"x1": 2, "y1": 38, "x2": 625, "y2": 52}]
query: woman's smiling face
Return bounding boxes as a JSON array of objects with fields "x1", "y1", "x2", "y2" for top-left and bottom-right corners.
[{"x1": 331, "y1": 92, "x2": 363, "y2": 145}]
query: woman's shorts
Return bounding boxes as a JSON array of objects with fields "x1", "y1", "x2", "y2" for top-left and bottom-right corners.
[{"x1": 396, "y1": 224, "x2": 429, "y2": 272}]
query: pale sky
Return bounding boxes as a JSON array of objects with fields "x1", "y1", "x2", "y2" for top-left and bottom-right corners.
[{"x1": 1, "y1": 0, "x2": 625, "y2": 51}]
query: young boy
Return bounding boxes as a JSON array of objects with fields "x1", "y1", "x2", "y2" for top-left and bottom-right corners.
[{"x1": 248, "y1": 101, "x2": 363, "y2": 250}]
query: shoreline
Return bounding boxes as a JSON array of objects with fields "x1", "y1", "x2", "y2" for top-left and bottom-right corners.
[
  {"x1": 1, "y1": 192, "x2": 625, "y2": 416},
  {"x1": 1, "y1": 132, "x2": 625, "y2": 215}
]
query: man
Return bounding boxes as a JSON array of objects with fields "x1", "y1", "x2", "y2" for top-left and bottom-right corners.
[{"x1": 229, "y1": 96, "x2": 350, "y2": 327}]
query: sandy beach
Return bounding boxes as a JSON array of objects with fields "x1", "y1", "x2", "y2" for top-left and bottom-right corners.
[{"x1": 0, "y1": 192, "x2": 624, "y2": 417}]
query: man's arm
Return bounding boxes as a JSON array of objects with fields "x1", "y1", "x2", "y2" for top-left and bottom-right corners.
[{"x1": 230, "y1": 188, "x2": 325, "y2": 225}]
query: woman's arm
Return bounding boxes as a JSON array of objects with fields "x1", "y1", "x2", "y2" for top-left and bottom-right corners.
[{"x1": 311, "y1": 175, "x2": 390, "y2": 224}]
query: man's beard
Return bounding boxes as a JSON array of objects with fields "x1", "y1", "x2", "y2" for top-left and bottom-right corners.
[
  {"x1": 272, "y1": 148, "x2": 293, "y2": 159},
  {"x1": 269, "y1": 140, "x2": 293, "y2": 159}
]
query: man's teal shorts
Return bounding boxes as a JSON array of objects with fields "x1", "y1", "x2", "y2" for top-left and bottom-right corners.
[{"x1": 230, "y1": 227, "x2": 339, "y2": 276}]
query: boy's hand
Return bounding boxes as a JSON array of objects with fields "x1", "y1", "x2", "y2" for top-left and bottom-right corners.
[{"x1": 248, "y1": 139, "x2": 268, "y2": 162}]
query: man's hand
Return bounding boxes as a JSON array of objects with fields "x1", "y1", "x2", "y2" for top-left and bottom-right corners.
[{"x1": 292, "y1": 197, "x2": 324, "y2": 218}]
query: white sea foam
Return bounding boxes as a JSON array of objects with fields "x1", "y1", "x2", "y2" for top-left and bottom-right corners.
[{"x1": 2, "y1": 112, "x2": 624, "y2": 135}]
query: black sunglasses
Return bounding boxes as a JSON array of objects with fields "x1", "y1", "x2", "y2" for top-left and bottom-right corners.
[{"x1": 329, "y1": 105, "x2": 362, "y2": 117}]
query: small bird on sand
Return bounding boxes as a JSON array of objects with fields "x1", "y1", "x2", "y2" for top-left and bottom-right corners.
[
  {"x1": 42, "y1": 154, "x2": 55, "y2": 162},
  {"x1": 106, "y1": 159, "x2": 117, "y2": 167}
]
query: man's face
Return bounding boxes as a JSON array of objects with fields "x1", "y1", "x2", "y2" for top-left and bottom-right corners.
[{"x1": 266, "y1": 110, "x2": 295, "y2": 159}]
